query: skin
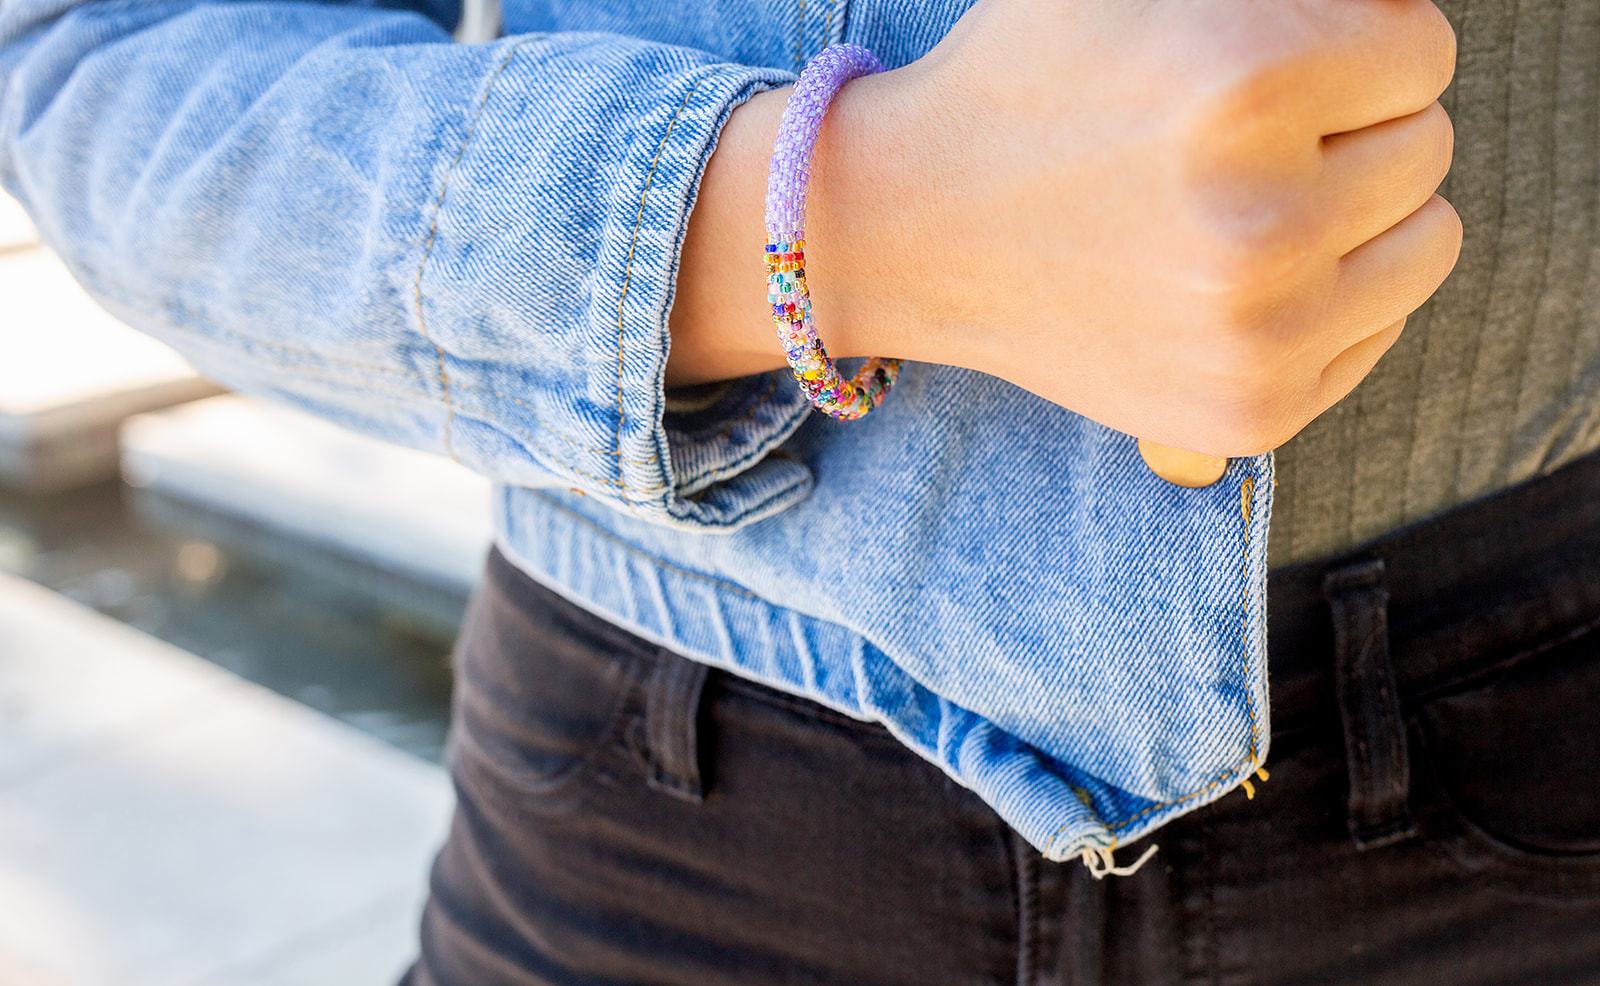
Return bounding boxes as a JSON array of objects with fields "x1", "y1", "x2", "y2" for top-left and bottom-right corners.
[{"x1": 668, "y1": 0, "x2": 1462, "y2": 458}]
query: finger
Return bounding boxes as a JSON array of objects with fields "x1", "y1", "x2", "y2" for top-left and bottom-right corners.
[
  {"x1": 1328, "y1": 194, "x2": 1463, "y2": 342},
  {"x1": 1320, "y1": 102, "x2": 1454, "y2": 255},
  {"x1": 1137, "y1": 439, "x2": 1228, "y2": 488},
  {"x1": 1295, "y1": 0, "x2": 1457, "y2": 135},
  {"x1": 1318, "y1": 318, "x2": 1406, "y2": 407}
]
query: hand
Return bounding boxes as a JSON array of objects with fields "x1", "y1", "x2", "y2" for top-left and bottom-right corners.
[{"x1": 830, "y1": 0, "x2": 1461, "y2": 456}]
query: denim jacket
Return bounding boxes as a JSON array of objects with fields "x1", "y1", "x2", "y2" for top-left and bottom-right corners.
[{"x1": 0, "y1": 0, "x2": 1276, "y2": 863}]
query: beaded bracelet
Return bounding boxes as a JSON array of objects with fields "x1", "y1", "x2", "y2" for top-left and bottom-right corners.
[{"x1": 764, "y1": 44, "x2": 901, "y2": 421}]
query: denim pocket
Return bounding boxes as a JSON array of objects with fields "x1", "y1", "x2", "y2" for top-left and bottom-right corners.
[
  {"x1": 446, "y1": 554, "x2": 653, "y2": 810},
  {"x1": 1412, "y1": 622, "x2": 1600, "y2": 893}
]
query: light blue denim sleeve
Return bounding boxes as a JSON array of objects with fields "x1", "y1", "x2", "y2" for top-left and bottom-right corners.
[{"x1": 0, "y1": 0, "x2": 815, "y2": 529}]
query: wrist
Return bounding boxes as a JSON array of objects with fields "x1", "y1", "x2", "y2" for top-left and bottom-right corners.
[
  {"x1": 666, "y1": 61, "x2": 947, "y2": 389},
  {"x1": 802, "y1": 63, "x2": 948, "y2": 366},
  {"x1": 667, "y1": 87, "x2": 791, "y2": 388}
]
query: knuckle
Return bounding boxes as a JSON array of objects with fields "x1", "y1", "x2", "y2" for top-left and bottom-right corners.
[
  {"x1": 1429, "y1": 195, "x2": 1465, "y2": 269},
  {"x1": 1185, "y1": 53, "x2": 1300, "y2": 140},
  {"x1": 1193, "y1": 376, "x2": 1306, "y2": 457},
  {"x1": 1425, "y1": 101, "x2": 1456, "y2": 174},
  {"x1": 1215, "y1": 67, "x2": 1292, "y2": 128},
  {"x1": 1439, "y1": 194, "x2": 1465, "y2": 239},
  {"x1": 1389, "y1": 0, "x2": 1458, "y2": 100},
  {"x1": 1424, "y1": 3, "x2": 1459, "y2": 93},
  {"x1": 1209, "y1": 406, "x2": 1285, "y2": 458},
  {"x1": 1188, "y1": 201, "x2": 1314, "y2": 295},
  {"x1": 1196, "y1": 314, "x2": 1284, "y2": 375}
]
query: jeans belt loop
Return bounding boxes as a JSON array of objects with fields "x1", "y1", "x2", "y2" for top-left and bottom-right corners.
[
  {"x1": 1322, "y1": 556, "x2": 1418, "y2": 850},
  {"x1": 643, "y1": 651, "x2": 709, "y2": 804}
]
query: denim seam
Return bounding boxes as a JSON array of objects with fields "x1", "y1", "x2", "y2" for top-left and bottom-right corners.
[
  {"x1": 1105, "y1": 472, "x2": 1265, "y2": 834},
  {"x1": 670, "y1": 373, "x2": 804, "y2": 492},
  {"x1": 185, "y1": 346, "x2": 675, "y2": 488},
  {"x1": 450, "y1": 653, "x2": 648, "y2": 801},
  {"x1": 530, "y1": 491, "x2": 779, "y2": 600},
  {"x1": 167, "y1": 334, "x2": 681, "y2": 497},
  {"x1": 413, "y1": 38, "x2": 538, "y2": 462},
  {"x1": 1042, "y1": 467, "x2": 1266, "y2": 856},
  {"x1": 487, "y1": 384, "x2": 659, "y2": 461},
  {"x1": 615, "y1": 77, "x2": 704, "y2": 482},
  {"x1": 714, "y1": 674, "x2": 899, "y2": 739},
  {"x1": 793, "y1": 0, "x2": 807, "y2": 70},
  {"x1": 640, "y1": 71, "x2": 806, "y2": 499},
  {"x1": 639, "y1": 73, "x2": 803, "y2": 506},
  {"x1": 537, "y1": 439, "x2": 806, "y2": 521},
  {"x1": 1408, "y1": 606, "x2": 1600, "y2": 707}
]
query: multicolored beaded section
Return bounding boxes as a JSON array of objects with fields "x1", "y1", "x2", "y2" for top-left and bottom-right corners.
[{"x1": 764, "y1": 44, "x2": 901, "y2": 421}]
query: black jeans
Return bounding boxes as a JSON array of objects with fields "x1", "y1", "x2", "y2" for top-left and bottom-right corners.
[{"x1": 403, "y1": 454, "x2": 1600, "y2": 986}]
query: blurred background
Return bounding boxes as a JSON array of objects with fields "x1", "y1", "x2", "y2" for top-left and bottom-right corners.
[{"x1": 0, "y1": 189, "x2": 490, "y2": 985}]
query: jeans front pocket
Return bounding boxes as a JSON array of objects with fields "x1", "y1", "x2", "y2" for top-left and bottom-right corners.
[
  {"x1": 446, "y1": 550, "x2": 654, "y2": 815},
  {"x1": 1412, "y1": 620, "x2": 1600, "y2": 895}
]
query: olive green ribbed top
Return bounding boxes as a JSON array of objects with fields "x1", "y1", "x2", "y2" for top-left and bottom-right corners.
[{"x1": 1269, "y1": 0, "x2": 1600, "y2": 569}]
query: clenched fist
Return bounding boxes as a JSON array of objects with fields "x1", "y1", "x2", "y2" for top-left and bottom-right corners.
[
  {"x1": 672, "y1": 0, "x2": 1462, "y2": 459},
  {"x1": 811, "y1": 0, "x2": 1461, "y2": 455}
]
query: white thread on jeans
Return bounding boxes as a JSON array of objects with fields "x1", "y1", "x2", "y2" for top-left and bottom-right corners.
[{"x1": 1079, "y1": 843, "x2": 1160, "y2": 880}]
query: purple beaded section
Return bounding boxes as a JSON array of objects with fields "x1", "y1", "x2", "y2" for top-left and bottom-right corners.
[{"x1": 764, "y1": 44, "x2": 901, "y2": 421}]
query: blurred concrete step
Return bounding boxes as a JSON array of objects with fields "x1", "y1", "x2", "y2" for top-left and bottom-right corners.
[
  {"x1": 0, "y1": 572, "x2": 451, "y2": 986},
  {"x1": 0, "y1": 247, "x2": 222, "y2": 491},
  {"x1": 121, "y1": 395, "x2": 493, "y2": 597},
  {"x1": 0, "y1": 193, "x2": 37, "y2": 252}
]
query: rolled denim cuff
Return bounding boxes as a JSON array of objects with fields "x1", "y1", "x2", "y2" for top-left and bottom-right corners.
[{"x1": 425, "y1": 43, "x2": 813, "y2": 530}]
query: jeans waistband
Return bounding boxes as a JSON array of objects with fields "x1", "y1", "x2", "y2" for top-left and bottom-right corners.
[
  {"x1": 1267, "y1": 449, "x2": 1600, "y2": 715},
  {"x1": 1264, "y1": 450, "x2": 1600, "y2": 848}
]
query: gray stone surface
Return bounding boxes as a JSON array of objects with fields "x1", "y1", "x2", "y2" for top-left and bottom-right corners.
[
  {"x1": 122, "y1": 395, "x2": 494, "y2": 596},
  {"x1": 0, "y1": 573, "x2": 451, "y2": 986}
]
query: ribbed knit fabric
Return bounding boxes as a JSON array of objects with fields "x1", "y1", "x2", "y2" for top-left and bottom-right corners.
[{"x1": 1270, "y1": 0, "x2": 1600, "y2": 569}]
